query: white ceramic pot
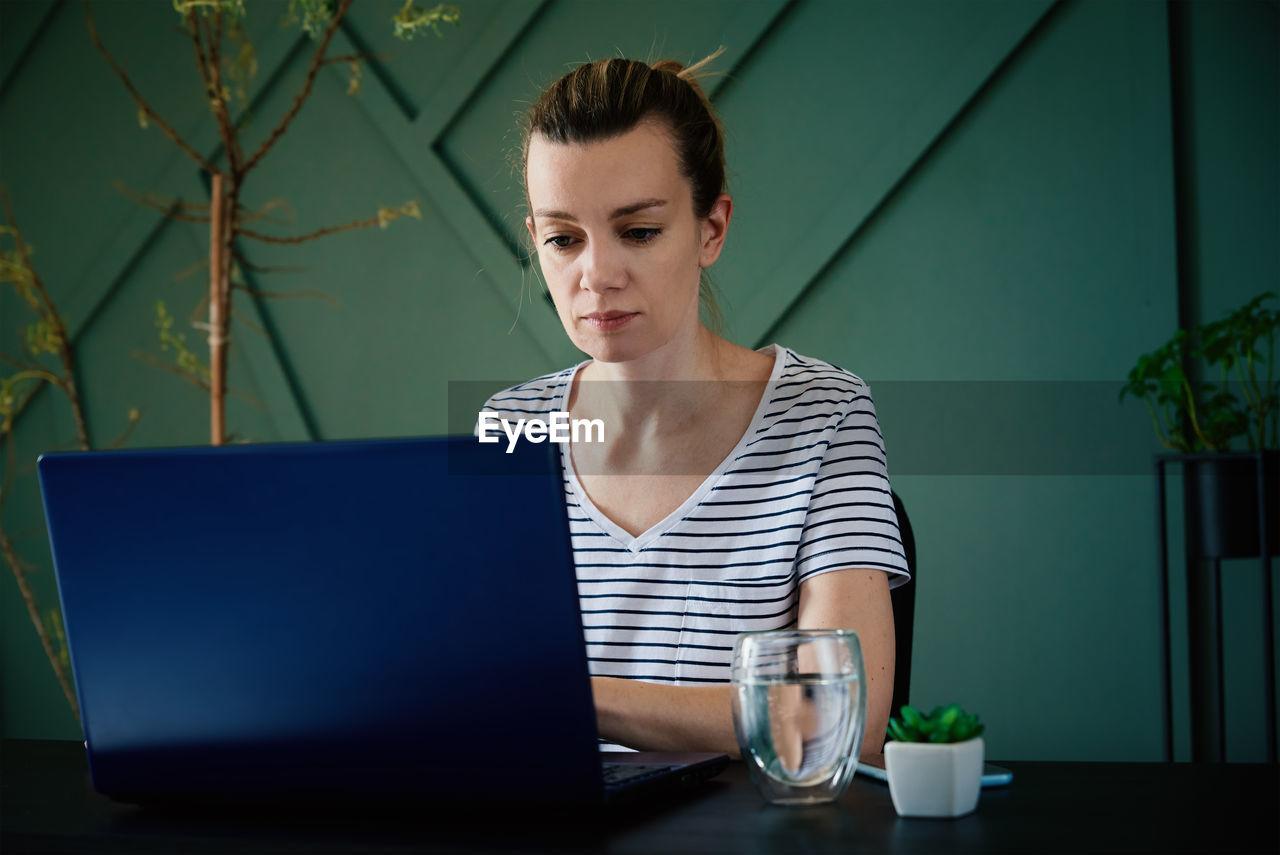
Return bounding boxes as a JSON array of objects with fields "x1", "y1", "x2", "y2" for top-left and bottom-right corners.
[{"x1": 884, "y1": 737, "x2": 984, "y2": 818}]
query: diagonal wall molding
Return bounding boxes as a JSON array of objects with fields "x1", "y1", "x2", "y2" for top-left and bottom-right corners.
[
  {"x1": 0, "y1": 0, "x2": 62, "y2": 100},
  {"x1": 753, "y1": 0, "x2": 1063, "y2": 349},
  {"x1": 329, "y1": 16, "x2": 573, "y2": 368},
  {"x1": 731, "y1": 0, "x2": 1057, "y2": 347}
]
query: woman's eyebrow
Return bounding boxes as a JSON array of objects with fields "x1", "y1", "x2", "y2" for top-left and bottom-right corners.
[
  {"x1": 609, "y1": 198, "x2": 667, "y2": 219},
  {"x1": 531, "y1": 199, "x2": 668, "y2": 222}
]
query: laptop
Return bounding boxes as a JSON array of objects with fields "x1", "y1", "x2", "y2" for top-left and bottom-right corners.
[{"x1": 37, "y1": 436, "x2": 727, "y2": 805}]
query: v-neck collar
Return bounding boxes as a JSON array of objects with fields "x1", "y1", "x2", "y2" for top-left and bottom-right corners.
[{"x1": 556, "y1": 345, "x2": 789, "y2": 553}]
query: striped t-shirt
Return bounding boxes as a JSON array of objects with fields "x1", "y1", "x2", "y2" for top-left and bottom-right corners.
[{"x1": 480, "y1": 344, "x2": 909, "y2": 687}]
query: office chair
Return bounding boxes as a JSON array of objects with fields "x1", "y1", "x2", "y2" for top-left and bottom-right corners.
[{"x1": 889, "y1": 489, "x2": 916, "y2": 720}]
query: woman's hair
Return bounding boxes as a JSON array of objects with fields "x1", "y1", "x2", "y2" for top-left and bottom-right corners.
[{"x1": 521, "y1": 51, "x2": 728, "y2": 329}]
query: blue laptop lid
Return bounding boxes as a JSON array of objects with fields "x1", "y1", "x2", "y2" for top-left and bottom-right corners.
[{"x1": 37, "y1": 436, "x2": 603, "y2": 802}]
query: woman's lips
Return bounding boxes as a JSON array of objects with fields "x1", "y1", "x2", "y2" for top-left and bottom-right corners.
[{"x1": 583, "y1": 312, "x2": 638, "y2": 331}]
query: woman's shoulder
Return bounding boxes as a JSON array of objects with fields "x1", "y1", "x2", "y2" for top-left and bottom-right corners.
[{"x1": 771, "y1": 345, "x2": 872, "y2": 401}]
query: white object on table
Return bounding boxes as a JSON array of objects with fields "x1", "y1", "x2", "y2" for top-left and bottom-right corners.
[{"x1": 884, "y1": 736, "x2": 984, "y2": 818}]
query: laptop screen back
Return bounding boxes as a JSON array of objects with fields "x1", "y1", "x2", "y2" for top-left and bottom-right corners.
[{"x1": 38, "y1": 437, "x2": 602, "y2": 802}]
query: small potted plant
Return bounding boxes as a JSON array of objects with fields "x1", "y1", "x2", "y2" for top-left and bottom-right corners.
[{"x1": 884, "y1": 704, "x2": 985, "y2": 818}]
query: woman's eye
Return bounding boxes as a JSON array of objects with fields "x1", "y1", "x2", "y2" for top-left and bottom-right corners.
[
  {"x1": 544, "y1": 235, "x2": 575, "y2": 249},
  {"x1": 624, "y1": 227, "x2": 661, "y2": 243}
]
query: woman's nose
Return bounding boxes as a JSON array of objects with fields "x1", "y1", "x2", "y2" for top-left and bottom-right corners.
[{"x1": 579, "y1": 241, "x2": 625, "y2": 292}]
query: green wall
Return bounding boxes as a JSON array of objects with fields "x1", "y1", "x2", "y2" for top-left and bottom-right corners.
[{"x1": 1, "y1": 0, "x2": 1276, "y2": 761}]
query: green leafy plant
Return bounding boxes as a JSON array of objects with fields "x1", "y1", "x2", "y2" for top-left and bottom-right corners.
[
  {"x1": 887, "y1": 704, "x2": 985, "y2": 744},
  {"x1": 1120, "y1": 292, "x2": 1279, "y2": 452}
]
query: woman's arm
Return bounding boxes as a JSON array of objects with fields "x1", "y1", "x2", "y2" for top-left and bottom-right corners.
[
  {"x1": 592, "y1": 567, "x2": 896, "y2": 759},
  {"x1": 591, "y1": 678, "x2": 741, "y2": 757},
  {"x1": 797, "y1": 568, "x2": 896, "y2": 755}
]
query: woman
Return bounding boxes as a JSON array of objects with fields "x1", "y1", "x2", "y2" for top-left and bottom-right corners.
[{"x1": 484, "y1": 53, "x2": 909, "y2": 760}]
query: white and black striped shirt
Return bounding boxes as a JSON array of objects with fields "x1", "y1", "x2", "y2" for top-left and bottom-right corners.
[{"x1": 481, "y1": 344, "x2": 909, "y2": 687}]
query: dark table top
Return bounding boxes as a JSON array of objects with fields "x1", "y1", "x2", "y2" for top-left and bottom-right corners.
[{"x1": 3, "y1": 739, "x2": 1277, "y2": 854}]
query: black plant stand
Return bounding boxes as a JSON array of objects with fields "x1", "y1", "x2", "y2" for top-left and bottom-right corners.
[{"x1": 1155, "y1": 451, "x2": 1277, "y2": 763}]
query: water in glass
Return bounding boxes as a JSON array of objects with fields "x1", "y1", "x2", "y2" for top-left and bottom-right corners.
[{"x1": 732, "y1": 630, "x2": 866, "y2": 804}]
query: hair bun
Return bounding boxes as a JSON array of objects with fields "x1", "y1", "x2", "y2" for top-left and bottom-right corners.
[
  {"x1": 523, "y1": 49, "x2": 727, "y2": 219},
  {"x1": 662, "y1": 47, "x2": 725, "y2": 82}
]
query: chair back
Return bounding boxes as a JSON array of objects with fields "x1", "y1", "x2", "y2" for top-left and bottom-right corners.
[{"x1": 889, "y1": 490, "x2": 916, "y2": 719}]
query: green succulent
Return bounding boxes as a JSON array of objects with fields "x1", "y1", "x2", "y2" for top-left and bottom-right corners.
[{"x1": 886, "y1": 704, "x2": 985, "y2": 744}]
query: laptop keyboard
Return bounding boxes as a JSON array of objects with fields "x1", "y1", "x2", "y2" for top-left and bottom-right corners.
[{"x1": 601, "y1": 763, "x2": 679, "y2": 787}]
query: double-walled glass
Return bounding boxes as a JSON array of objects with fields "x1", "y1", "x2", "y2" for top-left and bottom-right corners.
[{"x1": 731, "y1": 629, "x2": 867, "y2": 805}]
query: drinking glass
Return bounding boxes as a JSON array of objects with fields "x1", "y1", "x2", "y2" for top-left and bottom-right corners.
[{"x1": 731, "y1": 629, "x2": 867, "y2": 805}]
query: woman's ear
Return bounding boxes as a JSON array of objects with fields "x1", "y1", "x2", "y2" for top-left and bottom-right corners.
[
  {"x1": 698, "y1": 194, "x2": 733, "y2": 268},
  {"x1": 525, "y1": 215, "x2": 537, "y2": 246}
]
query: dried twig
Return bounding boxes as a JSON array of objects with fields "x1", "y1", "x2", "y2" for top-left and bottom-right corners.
[
  {"x1": 211, "y1": 6, "x2": 224, "y2": 78},
  {"x1": 82, "y1": 0, "x2": 217, "y2": 175},
  {"x1": 234, "y1": 198, "x2": 295, "y2": 226},
  {"x1": 112, "y1": 181, "x2": 210, "y2": 224},
  {"x1": 0, "y1": 378, "x2": 44, "y2": 442},
  {"x1": 203, "y1": 9, "x2": 243, "y2": 174},
  {"x1": 231, "y1": 248, "x2": 306, "y2": 275},
  {"x1": 0, "y1": 432, "x2": 79, "y2": 719},
  {"x1": 172, "y1": 256, "x2": 210, "y2": 284},
  {"x1": 230, "y1": 302, "x2": 265, "y2": 338},
  {"x1": 106, "y1": 408, "x2": 144, "y2": 449},
  {"x1": 241, "y1": 0, "x2": 353, "y2": 176},
  {"x1": 131, "y1": 349, "x2": 212, "y2": 393},
  {"x1": 0, "y1": 351, "x2": 42, "y2": 373},
  {"x1": 238, "y1": 214, "x2": 380, "y2": 245},
  {"x1": 135, "y1": 346, "x2": 265, "y2": 410},
  {"x1": 188, "y1": 292, "x2": 211, "y2": 326},
  {"x1": 184, "y1": 7, "x2": 216, "y2": 105},
  {"x1": 212, "y1": 2, "x2": 224, "y2": 51},
  {"x1": 1, "y1": 188, "x2": 89, "y2": 450},
  {"x1": 229, "y1": 385, "x2": 266, "y2": 410}
]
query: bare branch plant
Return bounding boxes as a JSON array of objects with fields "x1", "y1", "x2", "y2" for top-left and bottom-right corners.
[
  {"x1": 2, "y1": 0, "x2": 460, "y2": 718},
  {"x1": 84, "y1": 0, "x2": 456, "y2": 443}
]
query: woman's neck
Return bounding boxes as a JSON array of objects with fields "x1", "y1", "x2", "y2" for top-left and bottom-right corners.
[{"x1": 571, "y1": 327, "x2": 767, "y2": 437}]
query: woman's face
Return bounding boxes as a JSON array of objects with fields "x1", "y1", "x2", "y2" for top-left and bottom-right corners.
[{"x1": 525, "y1": 120, "x2": 730, "y2": 364}]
